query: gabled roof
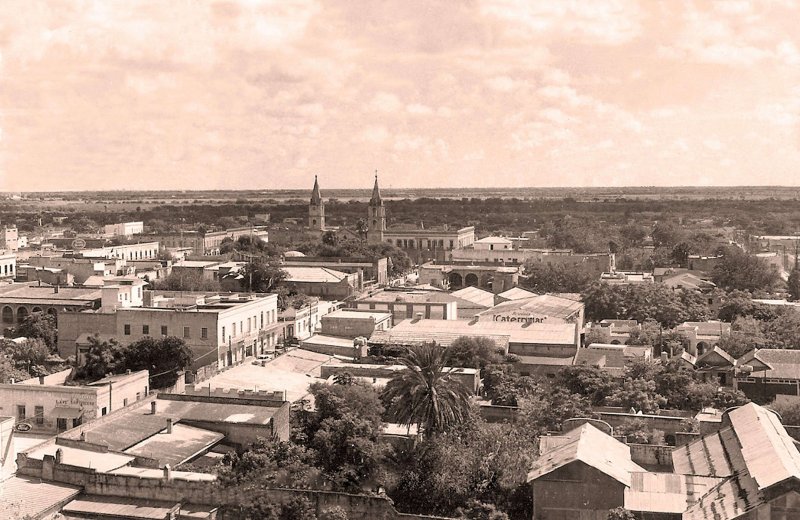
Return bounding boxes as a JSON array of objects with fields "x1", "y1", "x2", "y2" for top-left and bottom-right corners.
[
  {"x1": 741, "y1": 349, "x2": 800, "y2": 379},
  {"x1": 451, "y1": 286, "x2": 495, "y2": 308},
  {"x1": 496, "y1": 287, "x2": 536, "y2": 301},
  {"x1": 527, "y1": 423, "x2": 644, "y2": 486},
  {"x1": 475, "y1": 236, "x2": 513, "y2": 244},
  {"x1": 677, "y1": 403, "x2": 800, "y2": 519},
  {"x1": 573, "y1": 348, "x2": 626, "y2": 375},
  {"x1": 482, "y1": 294, "x2": 583, "y2": 319},
  {"x1": 676, "y1": 321, "x2": 731, "y2": 337},
  {"x1": 695, "y1": 346, "x2": 736, "y2": 368}
]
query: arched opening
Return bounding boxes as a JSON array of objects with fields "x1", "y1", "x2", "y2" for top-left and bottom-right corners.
[
  {"x1": 448, "y1": 272, "x2": 463, "y2": 288},
  {"x1": 465, "y1": 273, "x2": 479, "y2": 287},
  {"x1": 32, "y1": 307, "x2": 43, "y2": 314},
  {"x1": 47, "y1": 308, "x2": 57, "y2": 316},
  {"x1": 480, "y1": 273, "x2": 493, "y2": 289},
  {"x1": 1, "y1": 306, "x2": 13, "y2": 324},
  {"x1": 696, "y1": 341, "x2": 708, "y2": 356},
  {"x1": 610, "y1": 340, "x2": 621, "y2": 345},
  {"x1": 17, "y1": 306, "x2": 29, "y2": 323}
]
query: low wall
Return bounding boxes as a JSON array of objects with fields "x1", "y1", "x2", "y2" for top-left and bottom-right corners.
[
  {"x1": 478, "y1": 404, "x2": 518, "y2": 423},
  {"x1": 39, "y1": 455, "x2": 449, "y2": 520},
  {"x1": 628, "y1": 444, "x2": 674, "y2": 471}
]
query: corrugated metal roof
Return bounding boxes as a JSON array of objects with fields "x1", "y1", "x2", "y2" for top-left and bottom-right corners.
[
  {"x1": 527, "y1": 423, "x2": 644, "y2": 486},
  {"x1": 481, "y1": 294, "x2": 583, "y2": 319},
  {"x1": 62, "y1": 495, "x2": 180, "y2": 519},
  {"x1": 624, "y1": 472, "x2": 724, "y2": 514},
  {"x1": 672, "y1": 428, "x2": 737, "y2": 478},
  {"x1": 749, "y1": 349, "x2": 800, "y2": 379},
  {"x1": 728, "y1": 403, "x2": 800, "y2": 490},
  {"x1": 451, "y1": 286, "x2": 495, "y2": 307},
  {"x1": 497, "y1": 287, "x2": 536, "y2": 301},
  {"x1": 682, "y1": 473, "x2": 761, "y2": 520}
]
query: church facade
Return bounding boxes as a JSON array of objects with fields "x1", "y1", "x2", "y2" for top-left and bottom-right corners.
[{"x1": 307, "y1": 175, "x2": 475, "y2": 263}]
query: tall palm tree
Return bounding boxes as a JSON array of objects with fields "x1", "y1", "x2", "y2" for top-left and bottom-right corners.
[{"x1": 382, "y1": 343, "x2": 472, "y2": 436}]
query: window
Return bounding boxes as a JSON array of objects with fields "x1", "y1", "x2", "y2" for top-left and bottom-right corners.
[
  {"x1": 124, "y1": 324, "x2": 131, "y2": 335},
  {"x1": 260, "y1": 312, "x2": 264, "y2": 328},
  {"x1": 101, "y1": 407, "x2": 107, "y2": 416},
  {"x1": 161, "y1": 325, "x2": 168, "y2": 336},
  {"x1": 17, "y1": 405, "x2": 25, "y2": 420},
  {"x1": 57, "y1": 418, "x2": 67, "y2": 431},
  {"x1": 201, "y1": 327, "x2": 208, "y2": 339},
  {"x1": 142, "y1": 324, "x2": 149, "y2": 335},
  {"x1": 35, "y1": 406, "x2": 43, "y2": 425},
  {"x1": 123, "y1": 398, "x2": 128, "y2": 407},
  {"x1": 221, "y1": 326, "x2": 226, "y2": 341},
  {"x1": 183, "y1": 326, "x2": 190, "y2": 339},
  {"x1": 232, "y1": 323, "x2": 237, "y2": 337}
]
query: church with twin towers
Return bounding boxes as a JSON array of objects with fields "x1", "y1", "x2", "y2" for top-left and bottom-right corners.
[{"x1": 307, "y1": 174, "x2": 475, "y2": 263}]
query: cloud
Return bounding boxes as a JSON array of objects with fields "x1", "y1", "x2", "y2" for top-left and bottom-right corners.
[{"x1": 2, "y1": 0, "x2": 800, "y2": 190}]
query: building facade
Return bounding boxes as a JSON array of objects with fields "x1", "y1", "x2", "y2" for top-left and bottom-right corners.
[
  {"x1": 0, "y1": 251, "x2": 15, "y2": 281},
  {"x1": 103, "y1": 222, "x2": 144, "y2": 237},
  {"x1": 0, "y1": 369, "x2": 149, "y2": 433},
  {"x1": 57, "y1": 290, "x2": 281, "y2": 371}
]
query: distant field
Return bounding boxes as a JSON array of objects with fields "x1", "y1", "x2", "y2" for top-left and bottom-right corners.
[{"x1": 2, "y1": 186, "x2": 799, "y2": 209}]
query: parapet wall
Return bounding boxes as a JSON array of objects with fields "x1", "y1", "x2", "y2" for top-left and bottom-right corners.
[
  {"x1": 170, "y1": 387, "x2": 287, "y2": 405},
  {"x1": 38, "y1": 455, "x2": 447, "y2": 520}
]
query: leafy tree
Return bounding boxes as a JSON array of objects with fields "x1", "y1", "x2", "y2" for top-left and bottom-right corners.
[
  {"x1": 712, "y1": 387, "x2": 749, "y2": 409},
  {"x1": 607, "y1": 507, "x2": 637, "y2": 520},
  {"x1": 14, "y1": 312, "x2": 57, "y2": 350},
  {"x1": 607, "y1": 378, "x2": 666, "y2": 414},
  {"x1": 448, "y1": 336, "x2": 504, "y2": 369},
  {"x1": 652, "y1": 222, "x2": 684, "y2": 249},
  {"x1": 517, "y1": 388, "x2": 592, "y2": 433},
  {"x1": 241, "y1": 258, "x2": 287, "y2": 293},
  {"x1": 763, "y1": 312, "x2": 800, "y2": 349},
  {"x1": 717, "y1": 317, "x2": 766, "y2": 359},
  {"x1": 0, "y1": 356, "x2": 29, "y2": 383},
  {"x1": 789, "y1": 268, "x2": 800, "y2": 302},
  {"x1": 769, "y1": 398, "x2": 800, "y2": 425},
  {"x1": 556, "y1": 366, "x2": 619, "y2": 406},
  {"x1": 582, "y1": 283, "x2": 710, "y2": 328},
  {"x1": 219, "y1": 438, "x2": 322, "y2": 489},
  {"x1": 382, "y1": 343, "x2": 472, "y2": 436},
  {"x1": 583, "y1": 326, "x2": 609, "y2": 346},
  {"x1": 521, "y1": 262, "x2": 597, "y2": 293},
  {"x1": 614, "y1": 419, "x2": 665, "y2": 444},
  {"x1": 2, "y1": 338, "x2": 53, "y2": 377},
  {"x1": 154, "y1": 271, "x2": 222, "y2": 292},
  {"x1": 77, "y1": 336, "x2": 129, "y2": 381},
  {"x1": 298, "y1": 381, "x2": 387, "y2": 491},
  {"x1": 124, "y1": 336, "x2": 193, "y2": 388},
  {"x1": 389, "y1": 415, "x2": 535, "y2": 519},
  {"x1": 711, "y1": 247, "x2": 780, "y2": 292},
  {"x1": 321, "y1": 231, "x2": 338, "y2": 247},
  {"x1": 483, "y1": 368, "x2": 539, "y2": 407}
]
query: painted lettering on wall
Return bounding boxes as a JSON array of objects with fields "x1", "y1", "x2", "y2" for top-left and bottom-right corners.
[{"x1": 492, "y1": 315, "x2": 546, "y2": 323}]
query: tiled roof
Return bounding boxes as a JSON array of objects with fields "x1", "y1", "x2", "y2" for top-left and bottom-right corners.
[{"x1": 746, "y1": 349, "x2": 800, "y2": 379}]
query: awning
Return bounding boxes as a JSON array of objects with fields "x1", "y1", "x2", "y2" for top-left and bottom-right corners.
[{"x1": 52, "y1": 407, "x2": 84, "y2": 419}]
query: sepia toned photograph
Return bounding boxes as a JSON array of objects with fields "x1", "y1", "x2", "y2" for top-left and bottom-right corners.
[{"x1": 3, "y1": 1, "x2": 800, "y2": 519}]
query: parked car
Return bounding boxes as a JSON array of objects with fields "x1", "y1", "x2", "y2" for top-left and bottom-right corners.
[{"x1": 252, "y1": 353, "x2": 274, "y2": 365}]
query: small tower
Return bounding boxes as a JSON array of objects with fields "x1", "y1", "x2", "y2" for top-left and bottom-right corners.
[
  {"x1": 308, "y1": 175, "x2": 325, "y2": 231},
  {"x1": 367, "y1": 172, "x2": 386, "y2": 244}
]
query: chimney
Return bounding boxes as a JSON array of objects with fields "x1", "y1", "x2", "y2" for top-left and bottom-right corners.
[
  {"x1": 661, "y1": 352, "x2": 668, "y2": 363},
  {"x1": 166, "y1": 418, "x2": 173, "y2": 434},
  {"x1": 150, "y1": 401, "x2": 157, "y2": 414},
  {"x1": 54, "y1": 448, "x2": 63, "y2": 464},
  {"x1": 163, "y1": 464, "x2": 172, "y2": 480},
  {"x1": 413, "y1": 312, "x2": 423, "y2": 322},
  {"x1": 39, "y1": 375, "x2": 45, "y2": 385},
  {"x1": 54, "y1": 285, "x2": 59, "y2": 294}
]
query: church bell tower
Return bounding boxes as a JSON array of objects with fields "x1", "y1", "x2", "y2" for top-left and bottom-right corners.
[
  {"x1": 367, "y1": 173, "x2": 386, "y2": 244},
  {"x1": 308, "y1": 175, "x2": 325, "y2": 231}
]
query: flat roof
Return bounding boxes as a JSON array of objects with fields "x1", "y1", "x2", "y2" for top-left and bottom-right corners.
[
  {"x1": 108, "y1": 465, "x2": 216, "y2": 481},
  {"x1": 323, "y1": 309, "x2": 392, "y2": 321},
  {"x1": 482, "y1": 294, "x2": 584, "y2": 318},
  {"x1": 450, "y1": 286, "x2": 495, "y2": 308},
  {"x1": 63, "y1": 496, "x2": 181, "y2": 519},
  {"x1": 282, "y1": 266, "x2": 351, "y2": 283},
  {"x1": 302, "y1": 334, "x2": 358, "y2": 349},
  {"x1": 124, "y1": 423, "x2": 224, "y2": 467},
  {"x1": 25, "y1": 443, "x2": 136, "y2": 472},
  {"x1": 388, "y1": 318, "x2": 578, "y2": 345},
  {"x1": 357, "y1": 289, "x2": 456, "y2": 304},
  {"x1": 0, "y1": 476, "x2": 81, "y2": 519}
]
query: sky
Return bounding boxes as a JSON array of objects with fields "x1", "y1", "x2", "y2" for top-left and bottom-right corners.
[{"x1": 2, "y1": 0, "x2": 800, "y2": 191}]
